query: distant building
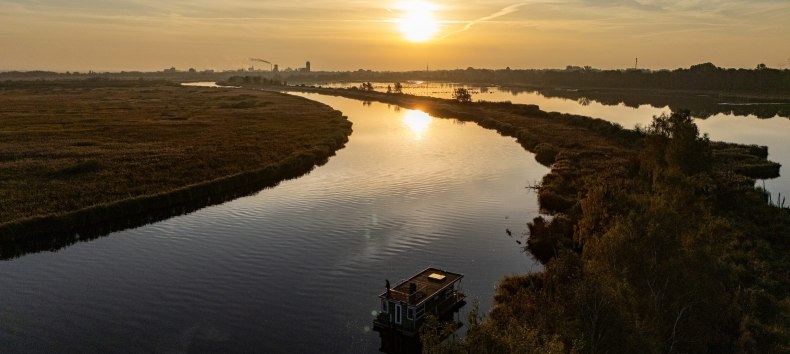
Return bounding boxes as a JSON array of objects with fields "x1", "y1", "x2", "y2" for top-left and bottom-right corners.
[
  {"x1": 273, "y1": 64, "x2": 279, "y2": 72},
  {"x1": 297, "y1": 61, "x2": 312, "y2": 73},
  {"x1": 163, "y1": 67, "x2": 177, "y2": 73}
]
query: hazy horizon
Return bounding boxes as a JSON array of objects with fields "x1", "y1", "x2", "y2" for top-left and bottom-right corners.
[{"x1": 2, "y1": 0, "x2": 789, "y2": 72}]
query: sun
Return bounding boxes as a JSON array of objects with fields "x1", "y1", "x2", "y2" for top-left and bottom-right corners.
[
  {"x1": 395, "y1": 1, "x2": 440, "y2": 42},
  {"x1": 403, "y1": 109, "x2": 432, "y2": 138}
]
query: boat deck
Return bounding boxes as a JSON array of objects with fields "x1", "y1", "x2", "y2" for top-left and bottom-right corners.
[{"x1": 380, "y1": 267, "x2": 463, "y2": 306}]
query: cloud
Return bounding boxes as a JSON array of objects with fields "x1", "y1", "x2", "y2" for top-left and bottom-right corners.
[{"x1": 440, "y1": 3, "x2": 530, "y2": 39}]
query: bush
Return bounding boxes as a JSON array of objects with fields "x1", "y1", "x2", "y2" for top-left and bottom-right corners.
[
  {"x1": 534, "y1": 143, "x2": 560, "y2": 166},
  {"x1": 452, "y1": 88, "x2": 472, "y2": 103}
]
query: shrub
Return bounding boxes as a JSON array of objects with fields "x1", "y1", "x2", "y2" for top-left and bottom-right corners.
[{"x1": 534, "y1": 143, "x2": 560, "y2": 166}]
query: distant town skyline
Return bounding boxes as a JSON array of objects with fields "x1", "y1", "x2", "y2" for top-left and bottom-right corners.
[{"x1": 1, "y1": 0, "x2": 789, "y2": 72}]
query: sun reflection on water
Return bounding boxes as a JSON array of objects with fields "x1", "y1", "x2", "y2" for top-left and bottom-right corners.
[{"x1": 402, "y1": 109, "x2": 432, "y2": 139}]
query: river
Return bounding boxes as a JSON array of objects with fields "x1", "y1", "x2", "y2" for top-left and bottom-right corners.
[
  {"x1": 0, "y1": 92, "x2": 548, "y2": 353},
  {"x1": 322, "y1": 81, "x2": 789, "y2": 200}
]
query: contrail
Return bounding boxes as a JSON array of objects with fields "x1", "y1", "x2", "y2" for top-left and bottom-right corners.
[
  {"x1": 441, "y1": 3, "x2": 528, "y2": 39},
  {"x1": 250, "y1": 58, "x2": 271, "y2": 64}
]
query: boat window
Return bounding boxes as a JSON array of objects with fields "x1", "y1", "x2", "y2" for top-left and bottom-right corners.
[
  {"x1": 407, "y1": 307, "x2": 415, "y2": 320},
  {"x1": 381, "y1": 300, "x2": 388, "y2": 313}
]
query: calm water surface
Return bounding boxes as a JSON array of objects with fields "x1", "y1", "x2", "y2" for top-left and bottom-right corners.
[
  {"x1": 0, "y1": 93, "x2": 548, "y2": 353},
  {"x1": 323, "y1": 82, "x2": 789, "y2": 199}
]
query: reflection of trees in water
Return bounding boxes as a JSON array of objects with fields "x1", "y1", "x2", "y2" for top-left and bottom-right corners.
[{"x1": 500, "y1": 87, "x2": 790, "y2": 119}]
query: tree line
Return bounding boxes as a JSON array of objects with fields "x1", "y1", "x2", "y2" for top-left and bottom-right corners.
[{"x1": 282, "y1": 63, "x2": 790, "y2": 95}]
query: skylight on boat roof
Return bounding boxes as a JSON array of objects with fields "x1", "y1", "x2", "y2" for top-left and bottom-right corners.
[{"x1": 428, "y1": 273, "x2": 446, "y2": 281}]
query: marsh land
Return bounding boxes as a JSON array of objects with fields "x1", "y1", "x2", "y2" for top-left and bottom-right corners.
[
  {"x1": 0, "y1": 81, "x2": 351, "y2": 241},
  {"x1": 1, "y1": 78, "x2": 787, "y2": 352},
  {"x1": 243, "y1": 83, "x2": 789, "y2": 352}
]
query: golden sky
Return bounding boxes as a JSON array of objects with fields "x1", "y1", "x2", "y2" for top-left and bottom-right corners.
[{"x1": 1, "y1": 0, "x2": 788, "y2": 71}]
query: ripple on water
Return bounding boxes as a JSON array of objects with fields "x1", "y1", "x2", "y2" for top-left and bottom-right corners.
[{"x1": 0, "y1": 94, "x2": 549, "y2": 353}]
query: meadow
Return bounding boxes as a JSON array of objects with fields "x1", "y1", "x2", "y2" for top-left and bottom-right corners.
[{"x1": 0, "y1": 81, "x2": 351, "y2": 241}]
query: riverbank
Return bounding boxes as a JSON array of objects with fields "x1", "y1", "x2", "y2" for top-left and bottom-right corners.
[
  {"x1": 0, "y1": 81, "x2": 352, "y2": 248},
  {"x1": 498, "y1": 84, "x2": 790, "y2": 102},
  {"x1": 270, "y1": 85, "x2": 779, "y2": 190},
  {"x1": 239, "y1": 84, "x2": 788, "y2": 352}
]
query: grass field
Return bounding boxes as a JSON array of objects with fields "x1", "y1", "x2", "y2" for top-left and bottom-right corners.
[{"x1": 0, "y1": 81, "x2": 352, "y2": 238}]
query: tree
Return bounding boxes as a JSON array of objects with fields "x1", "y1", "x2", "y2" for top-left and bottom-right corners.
[
  {"x1": 393, "y1": 82, "x2": 403, "y2": 94},
  {"x1": 689, "y1": 62, "x2": 719, "y2": 72},
  {"x1": 642, "y1": 110, "x2": 711, "y2": 175},
  {"x1": 452, "y1": 87, "x2": 472, "y2": 103}
]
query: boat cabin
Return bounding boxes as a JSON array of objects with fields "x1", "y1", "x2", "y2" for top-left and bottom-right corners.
[{"x1": 374, "y1": 267, "x2": 465, "y2": 337}]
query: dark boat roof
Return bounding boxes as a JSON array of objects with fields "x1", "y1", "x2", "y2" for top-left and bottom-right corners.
[{"x1": 379, "y1": 267, "x2": 463, "y2": 306}]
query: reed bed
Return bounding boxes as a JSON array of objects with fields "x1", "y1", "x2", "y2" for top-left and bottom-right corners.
[{"x1": 0, "y1": 82, "x2": 351, "y2": 239}]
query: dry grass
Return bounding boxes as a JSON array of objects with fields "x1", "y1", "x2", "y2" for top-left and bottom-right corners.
[{"x1": 0, "y1": 82, "x2": 351, "y2": 226}]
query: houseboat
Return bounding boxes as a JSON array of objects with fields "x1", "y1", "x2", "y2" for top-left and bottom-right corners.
[{"x1": 374, "y1": 267, "x2": 466, "y2": 337}]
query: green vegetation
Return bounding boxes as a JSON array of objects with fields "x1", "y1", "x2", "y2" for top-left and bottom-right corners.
[
  {"x1": 258, "y1": 85, "x2": 786, "y2": 353},
  {"x1": 0, "y1": 81, "x2": 352, "y2": 244},
  {"x1": 427, "y1": 112, "x2": 790, "y2": 353}
]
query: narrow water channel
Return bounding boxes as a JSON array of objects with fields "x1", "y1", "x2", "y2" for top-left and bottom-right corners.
[{"x1": 0, "y1": 93, "x2": 548, "y2": 353}]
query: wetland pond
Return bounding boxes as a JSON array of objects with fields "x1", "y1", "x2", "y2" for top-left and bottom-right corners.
[{"x1": 0, "y1": 92, "x2": 548, "y2": 353}]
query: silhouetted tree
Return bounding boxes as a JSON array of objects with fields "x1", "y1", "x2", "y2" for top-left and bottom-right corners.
[
  {"x1": 393, "y1": 82, "x2": 403, "y2": 94},
  {"x1": 452, "y1": 87, "x2": 472, "y2": 103},
  {"x1": 642, "y1": 110, "x2": 712, "y2": 175}
]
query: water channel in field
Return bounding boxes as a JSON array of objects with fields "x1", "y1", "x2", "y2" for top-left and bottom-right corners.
[{"x1": 0, "y1": 90, "x2": 549, "y2": 353}]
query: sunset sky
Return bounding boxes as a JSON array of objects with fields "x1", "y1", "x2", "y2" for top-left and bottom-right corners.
[{"x1": 1, "y1": 0, "x2": 788, "y2": 72}]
